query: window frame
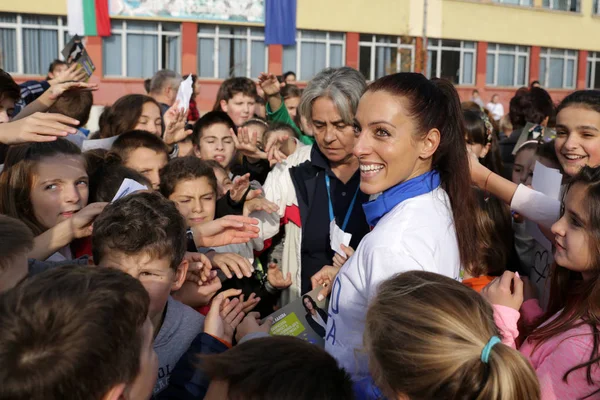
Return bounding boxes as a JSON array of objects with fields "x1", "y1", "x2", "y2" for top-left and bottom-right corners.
[
  {"x1": 196, "y1": 24, "x2": 268, "y2": 79},
  {"x1": 587, "y1": 51, "x2": 600, "y2": 89},
  {"x1": 427, "y1": 39, "x2": 477, "y2": 86},
  {"x1": 492, "y1": 0, "x2": 533, "y2": 6},
  {"x1": 542, "y1": 0, "x2": 580, "y2": 12},
  {"x1": 594, "y1": 0, "x2": 600, "y2": 14},
  {"x1": 486, "y1": 44, "x2": 530, "y2": 87},
  {"x1": 282, "y1": 30, "x2": 346, "y2": 81},
  {"x1": 358, "y1": 34, "x2": 415, "y2": 81},
  {"x1": 0, "y1": 13, "x2": 69, "y2": 75},
  {"x1": 539, "y1": 47, "x2": 578, "y2": 89},
  {"x1": 105, "y1": 19, "x2": 182, "y2": 78}
]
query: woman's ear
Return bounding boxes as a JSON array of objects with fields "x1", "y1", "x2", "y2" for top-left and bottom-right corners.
[
  {"x1": 480, "y1": 142, "x2": 491, "y2": 159},
  {"x1": 172, "y1": 259, "x2": 189, "y2": 292},
  {"x1": 419, "y1": 128, "x2": 441, "y2": 160},
  {"x1": 220, "y1": 99, "x2": 228, "y2": 113}
]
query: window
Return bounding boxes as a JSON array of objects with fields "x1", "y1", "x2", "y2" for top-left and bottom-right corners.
[
  {"x1": 587, "y1": 52, "x2": 600, "y2": 89},
  {"x1": 358, "y1": 34, "x2": 414, "y2": 81},
  {"x1": 103, "y1": 20, "x2": 180, "y2": 78},
  {"x1": 0, "y1": 13, "x2": 70, "y2": 75},
  {"x1": 595, "y1": 0, "x2": 600, "y2": 14},
  {"x1": 196, "y1": 25, "x2": 267, "y2": 79},
  {"x1": 492, "y1": 0, "x2": 533, "y2": 6},
  {"x1": 542, "y1": 0, "x2": 580, "y2": 12},
  {"x1": 282, "y1": 30, "x2": 345, "y2": 81},
  {"x1": 486, "y1": 44, "x2": 529, "y2": 87},
  {"x1": 539, "y1": 48, "x2": 577, "y2": 89},
  {"x1": 427, "y1": 39, "x2": 476, "y2": 85}
]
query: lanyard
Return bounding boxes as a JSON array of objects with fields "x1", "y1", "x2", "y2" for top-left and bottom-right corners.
[{"x1": 324, "y1": 174, "x2": 360, "y2": 232}]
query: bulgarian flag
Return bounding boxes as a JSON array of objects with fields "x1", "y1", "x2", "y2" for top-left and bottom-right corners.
[{"x1": 67, "y1": 0, "x2": 111, "y2": 37}]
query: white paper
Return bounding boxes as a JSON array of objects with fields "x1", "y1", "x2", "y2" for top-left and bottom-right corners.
[
  {"x1": 81, "y1": 136, "x2": 118, "y2": 152},
  {"x1": 175, "y1": 75, "x2": 193, "y2": 113},
  {"x1": 532, "y1": 161, "x2": 563, "y2": 200},
  {"x1": 111, "y1": 178, "x2": 149, "y2": 202},
  {"x1": 330, "y1": 220, "x2": 352, "y2": 256}
]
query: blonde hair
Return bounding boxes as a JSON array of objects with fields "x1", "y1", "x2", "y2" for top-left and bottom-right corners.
[{"x1": 365, "y1": 271, "x2": 540, "y2": 400}]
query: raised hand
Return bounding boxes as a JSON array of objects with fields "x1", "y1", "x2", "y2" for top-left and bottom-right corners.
[
  {"x1": 258, "y1": 72, "x2": 282, "y2": 97},
  {"x1": 49, "y1": 63, "x2": 88, "y2": 85},
  {"x1": 69, "y1": 202, "x2": 108, "y2": 239},
  {"x1": 183, "y1": 252, "x2": 214, "y2": 284},
  {"x1": 235, "y1": 312, "x2": 274, "y2": 343},
  {"x1": 311, "y1": 265, "x2": 341, "y2": 301},
  {"x1": 231, "y1": 126, "x2": 267, "y2": 161},
  {"x1": 0, "y1": 113, "x2": 79, "y2": 144},
  {"x1": 46, "y1": 81, "x2": 98, "y2": 102},
  {"x1": 481, "y1": 271, "x2": 524, "y2": 311},
  {"x1": 207, "y1": 251, "x2": 254, "y2": 279},
  {"x1": 192, "y1": 215, "x2": 260, "y2": 247},
  {"x1": 267, "y1": 263, "x2": 292, "y2": 290},
  {"x1": 204, "y1": 293, "x2": 246, "y2": 344},
  {"x1": 243, "y1": 196, "x2": 279, "y2": 216},
  {"x1": 229, "y1": 173, "x2": 251, "y2": 203},
  {"x1": 332, "y1": 244, "x2": 355, "y2": 269},
  {"x1": 163, "y1": 101, "x2": 192, "y2": 145}
]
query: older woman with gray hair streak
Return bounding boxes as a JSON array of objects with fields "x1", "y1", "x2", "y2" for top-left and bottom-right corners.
[{"x1": 257, "y1": 67, "x2": 371, "y2": 307}]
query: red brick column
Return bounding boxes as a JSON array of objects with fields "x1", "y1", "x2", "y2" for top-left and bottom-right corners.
[
  {"x1": 577, "y1": 50, "x2": 588, "y2": 89},
  {"x1": 268, "y1": 44, "x2": 283, "y2": 75},
  {"x1": 345, "y1": 32, "x2": 359, "y2": 70},
  {"x1": 181, "y1": 22, "x2": 197, "y2": 75}
]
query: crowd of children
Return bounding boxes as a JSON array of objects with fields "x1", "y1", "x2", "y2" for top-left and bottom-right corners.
[{"x1": 0, "y1": 56, "x2": 599, "y2": 400}]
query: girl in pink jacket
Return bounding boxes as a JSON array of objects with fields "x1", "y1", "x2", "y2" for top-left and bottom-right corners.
[{"x1": 484, "y1": 165, "x2": 600, "y2": 400}]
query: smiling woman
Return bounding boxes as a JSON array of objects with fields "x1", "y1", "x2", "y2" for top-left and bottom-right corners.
[{"x1": 324, "y1": 73, "x2": 482, "y2": 380}]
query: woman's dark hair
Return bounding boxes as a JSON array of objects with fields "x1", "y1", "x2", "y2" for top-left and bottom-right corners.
[
  {"x1": 302, "y1": 295, "x2": 318, "y2": 313},
  {"x1": 536, "y1": 140, "x2": 560, "y2": 168},
  {"x1": 527, "y1": 166, "x2": 600, "y2": 399},
  {"x1": 283, "y1": 71, "x2": 296, "y2": 80},
  {"x1": 88, "y1": 160, "x2": 152, "y2": 203},
  {"x1": 98, "y1": 94, "x2": 162, "y2": 139},
  {"x1": 471, "y1": 188, "x2": 513, "y2": 277},
  {"x1": 556, "y1": 90, "x2": 600, "y2": 115},
  {"x1": 463, "y1": 109, "x2": 503, "y2": 176},
  {"x1": 366, "y1": 73, "x2": 480, "y2": 273},
  {"x1": 281, "y1": 84, "x2": 302, "y2": 100},
  {"x1": 509, "y1": 88, "x2": 554, "y2": 128},
  {"x1": 0, "y1": 69, "x2": 20, "y2": 104}
]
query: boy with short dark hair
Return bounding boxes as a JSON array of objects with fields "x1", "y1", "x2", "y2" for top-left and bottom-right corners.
[
  {"x1": 47, "y1": 90, "x2": 94, "y2": 132},
  {"x1": 213, "y1": 77, "x2": 257, "y2": 127},
  {"x1": 192, "y1": 111, "x2": 237, "y2": 173},
  {"x1": 203, "y1": 336, "x2": 354, "y2": 400},
  {"x1": 92, "y1": 191, "x2": 205, "y2": 396},
  {"x1": 0, "y1": 215, "x2": 34, "y2": 293},
  {"x1": 0, "y1": 69, "x2": 21, "y2": 124},
  {"x1": 110, "y1": 129, "x2": 170, "y2": 189},
  {"x1": 0, "y1": 265, "x2": 156, "y2": 400}
]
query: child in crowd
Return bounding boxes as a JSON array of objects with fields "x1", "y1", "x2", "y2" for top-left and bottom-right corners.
[
  {"x1": 0, "y1": 265, "x2": 157, "y2": 400},
  {"x1": 159, "y1": 156, "x2": 281, "y2": 316},
  {"x1": 192, "y1": 111, "x2": 237, "y2": 174},
  {"x1": 483, "y1": 166, "x2": 600, "y2": 399},
  {"x1": 0, "y1": 69, "x2": 20, "y2": 124},
  {"x1": 0, "y1": 215, "x2": 34, "y2": 293},
  {"x1": 87, "y1": 161, "x2": 152, "y2": 202},
  {"x1": 0, "y1": 139, "x2": 106, "y2": 262},
  {"x1": 254, "y1": 95, "x2": 266, "y2": 119},
  {"x1": 109, "y1": 130, "x2": 169, "y2": 190},
  {"x1": 91, "y1": 191, "x2": 205, "y2": 396},
  {"x1": 281, "y1": 84, "x2": 302, "y2": 119},
  {"x1": 366, "y1": 270, "x2": 539, "y2": 400},
  {"x1": 213, "y1": 77, "x2": 258, "y2": 127},
  {"x1": 47, "y1": 90, "x2": 93, "y2": 137},
  {"x1": 463, "y1": 108, "x2": 504, "y2": 175},
  {"x1": 98, "y1": 94, "x2": 163, "y2": 138}
]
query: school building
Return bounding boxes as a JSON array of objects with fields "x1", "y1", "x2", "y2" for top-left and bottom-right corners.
[{"x1": 1, "y1": 0, "x2": 600, "y2": 114}]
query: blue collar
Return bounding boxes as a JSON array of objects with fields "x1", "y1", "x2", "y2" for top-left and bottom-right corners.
[{"x1": 362, "y1": 170, "x2": 441, "y2": 227}]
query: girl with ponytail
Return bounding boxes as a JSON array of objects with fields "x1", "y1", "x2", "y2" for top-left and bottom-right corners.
[
  {"x1": 366, "y1": 271, "x2": 540, "y2": 400},
  {"x1": 313, "y1": 73, "x2": 481, "y2": 379}
]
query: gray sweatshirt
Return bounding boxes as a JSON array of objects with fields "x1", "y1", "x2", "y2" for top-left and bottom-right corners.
[{"x1": 152, "y1": 296, "x2": 205, "y2": 396}]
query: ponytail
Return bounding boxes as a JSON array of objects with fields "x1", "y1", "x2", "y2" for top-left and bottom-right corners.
[
  {"x1": 367, "y1": 74, "x2": 481, "y2": 273},
  {"x1": 365, "y1": 271, "x2": 540, "y2": 400}
]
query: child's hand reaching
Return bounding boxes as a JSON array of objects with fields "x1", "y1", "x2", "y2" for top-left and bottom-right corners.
[
  {"x1": 173, "y1": 277, "x2": 222, "y2": 308},
  {"x1": 243, "y1": 196, "x2": 279, "y2": 216},
  {"x1": 229, "y1": 173, "x2": 251, "y2": 203},
  {"x1": 481, "y1": 271, "x2": 524, "y2": 311},
  {"x1": 235, "y1": 312, "x2": 274, "y2": 343},
  {"x1": 267, "y1": 263, "x2": 292, "y2": 290},
  {"x1": 207, "y1": 251, "x2": 254, "y2": 279},
  {"x1": 204, "y1": 293, "x2": 246, "y2": 344},
  {"x1": 192, "y1": 215, "x2": 259, "y2": 247},
  {"x1": 258, "y1": 73, "x2": 282, "y2": 97},
  {"x1": 231, "y1": 127, "x2": 267, "y2": 162},
  {"x1": 183, "y1": 252, "x2": 214, "y2": 284},
  {"x1": 332, "y1": 244, "x2": 355, "y2": 269}
]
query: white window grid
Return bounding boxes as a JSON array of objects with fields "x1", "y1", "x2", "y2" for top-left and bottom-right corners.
[
  {"x1": 540, "y1": 48, "x2": 578, "y2": 89},
  {"x1": 427, "y1": 40, "x2": 476, "y2": 85},
  {"x1": 197, "y1": 25, "x2": 268, "y2": 79},
  {"x1": 358, "y1": 35, "x2": 415, "y2": 81},
  {"x1": 543, "y1": 0, "x2": 580, "y2": 11},
  {"x1": 0, "y1": 13, "x2": 69, "y2": 75},
  {"x1": 291, "y1": 30, "x2": 346, "y2": 81},
  {"x1": 486, "y1": 44, "x2": 530, "y2": 87},
  {"x1": 107, "y1": 20, "x2": 181, "y2": 77},
  {"x1": 492, "y1": 0, "x2": 533, "y2": 6},
  {"x1": 587, "y1": 52, "x2": 600, "y2": 89}
]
